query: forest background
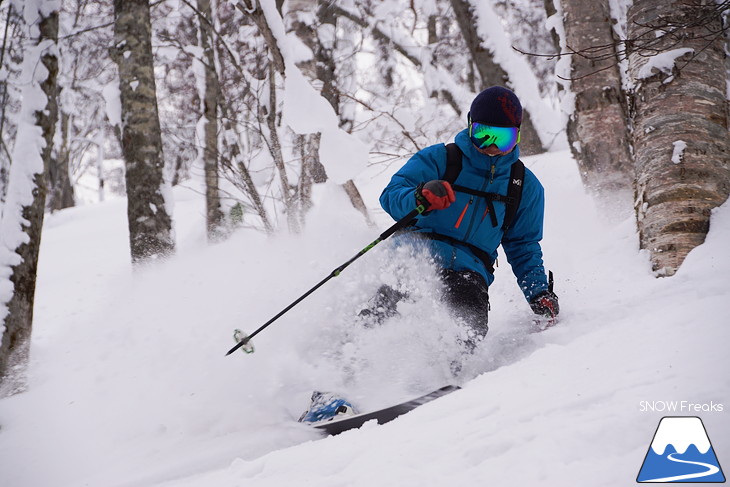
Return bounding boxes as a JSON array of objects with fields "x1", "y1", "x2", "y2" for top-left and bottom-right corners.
[{"x1": 0, "y1": 0, "x2": 728, "y2": 392}]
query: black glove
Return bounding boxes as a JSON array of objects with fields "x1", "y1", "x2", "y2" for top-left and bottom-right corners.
[
  {"x1": 415, "y1": 180, "x2": 456, "y2": 210},
  {"x1": 530, "y1": 290, "x2": 559, "y2": 319}
]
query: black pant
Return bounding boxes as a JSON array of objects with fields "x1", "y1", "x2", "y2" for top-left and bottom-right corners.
[
  {"x1": 440, "y1": 269, "x2": 490, "y2": 340},
  {"x1": 359, "y1": 269, "x2": 490, "y2": 345}
]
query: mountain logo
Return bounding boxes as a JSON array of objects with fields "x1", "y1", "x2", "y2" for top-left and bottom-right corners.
[{"x1": 637, "y1": 416, "x2": 725, "y2": 483}]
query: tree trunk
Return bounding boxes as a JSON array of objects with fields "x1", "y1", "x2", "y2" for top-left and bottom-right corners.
[
  {"x1": 288, "y1": 2, "x2": 333, "y2": 210},
  {"x1": 450, "y1": 0, "x2": 544, "y2": 156},
  {"x1": 236, "y1": 0, "x2": 285, "y2": 74},
  {"x1": 0, "y1": 3, "x2": 58, "y2": 393},
  {"x1": 48, "y1": 111, "x2": 75, "y2": 211},
  {"x1": 314, "y1": 2, "x2": 373, "y2": 225},
  {"x1": 197, "y1": 0, "x2": 225, "y2": 240},
  {"x1": 559, "y1": 0, "x2": 633, "y2": 202},
  {"x1": 314, "y1": 1, "x2": 341, "y2": 125},
  {"x1": 216, "y1": 87, "x2": 275, "y2": 234},
  {"x1": 343, "y1": 179, "x2": 374, "y2": 227},
  {"x1": 111, "y1": 0, "x2": 175, "y2": 263},
  {"x1": 266, "y1": 65, "x2": 300, "y2": 234},
  {"x1": 543, "y1": 0, "x2": 562, "y2": 58},
  {"x1": 296, "y1": 133, "x2": 317, "y2": 226},
  {"x1": 628, "y1": 0, "x2": 730, "y2": 276},
  {"x1": 0, "y1": 4, "x2": 15, "y2": 204}
]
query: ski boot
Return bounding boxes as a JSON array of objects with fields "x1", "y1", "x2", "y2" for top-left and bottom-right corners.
[{"x1": 298, "y1": 391, "x2": 358, "y2": 424}]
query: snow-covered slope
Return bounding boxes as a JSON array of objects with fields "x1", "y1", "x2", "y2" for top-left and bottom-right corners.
[{"x1": 0, "y1": 150, "x2": 728, "y2": 487}]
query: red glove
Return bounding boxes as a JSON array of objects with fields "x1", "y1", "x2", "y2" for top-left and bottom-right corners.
[
  {"x1": 416, "y1": 180, "x2": 456, "y2": 210},
  {"x1": 530, "y1": 290, "x2": 560, "y2": 328}
]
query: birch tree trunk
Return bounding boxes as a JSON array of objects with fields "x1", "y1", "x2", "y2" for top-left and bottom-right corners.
[
  {"x1": 197, "y1": 0, "x2": 225, "y2": 240},
  {"x1": 628, "y1": 0, "x2": 730, "y2": 276},
  {"x1": 111, "y1": 0, "x2": 175, "y2": 263},
  {"x1": 450, "y1": 0, "x2": 544, "y2": 156},
  {"x1": 0, "y1": 2, "x2": 58, "y2": 393},
  {"x1": 558, "y1": 0, "x2": 633, "y2": 202}
]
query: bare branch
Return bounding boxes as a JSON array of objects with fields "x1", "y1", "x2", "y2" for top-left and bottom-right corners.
[{"x1": 523, "y1": 0, "x2": 730, "y2": 81}]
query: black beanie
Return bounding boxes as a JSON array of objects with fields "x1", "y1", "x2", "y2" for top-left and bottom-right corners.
[{"x1": 469, "y1": 86, "x2": 522, "y2": 127}]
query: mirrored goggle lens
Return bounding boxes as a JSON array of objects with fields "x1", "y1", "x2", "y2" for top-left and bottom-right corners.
[{"x1": 469, "y1": 123, "x2": 519, "y2": 151}]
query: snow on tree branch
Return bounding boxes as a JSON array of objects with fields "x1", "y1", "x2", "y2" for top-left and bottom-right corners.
[{"x1": 254, "y1": 1, "x2": 368, "y2": 184}]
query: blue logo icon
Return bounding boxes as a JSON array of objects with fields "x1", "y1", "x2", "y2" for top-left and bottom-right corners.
[{"x1": 637, "y1": 416, "x2": 725, "y2": 483}]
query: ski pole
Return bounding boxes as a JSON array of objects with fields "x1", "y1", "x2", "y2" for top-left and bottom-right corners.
[{"x1": 226, "y1": 204, "x2": 429, "y2": 356}]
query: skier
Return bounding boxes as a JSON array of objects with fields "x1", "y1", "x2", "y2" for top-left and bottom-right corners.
[
  {"x1": 300, "y1": 87, "x2": 559, "y2": 427},
  {"x1": 364, "y1": 86, "x2": 559, "y2": 343}
]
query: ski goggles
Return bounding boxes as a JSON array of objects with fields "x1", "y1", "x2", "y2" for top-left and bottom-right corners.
[{"x1": 469, "y1": 122, "x2": 520, "y2": 152}]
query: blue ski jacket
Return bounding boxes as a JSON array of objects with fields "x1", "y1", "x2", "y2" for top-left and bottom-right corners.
[{"x1": 380, "y1": 129, "x2": 549, "y2": 302}]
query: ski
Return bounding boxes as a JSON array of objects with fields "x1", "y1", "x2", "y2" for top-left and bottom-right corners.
[{"x1": 312, "y1": 385, "x2": 460, "y2": 436}]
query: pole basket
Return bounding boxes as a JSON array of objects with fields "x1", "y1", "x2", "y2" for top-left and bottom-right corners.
[{"x1": 233, "y1": 329, "x2": 255, "y2": 354}]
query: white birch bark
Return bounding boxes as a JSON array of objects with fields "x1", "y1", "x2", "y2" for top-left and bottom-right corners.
[
  {"x1": 557, "y1": 0, "x2": 633, "y2": 203},
  {"x1": 628, "y1": 0, "x2": 730, "y2": 276}
]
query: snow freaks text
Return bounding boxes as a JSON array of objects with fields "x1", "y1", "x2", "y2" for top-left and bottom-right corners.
[{"x1": 639, "y1": 401, "x2": 724, "y2": 413}]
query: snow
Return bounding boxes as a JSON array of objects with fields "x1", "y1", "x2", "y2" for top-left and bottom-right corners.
[
  {"x1": 1, "y1": 147, "x2": 728, "y2": 487},
  {"x1": 545, "y1": 1, "x2": 573, "y2": 119},
  {"x1": 102, "y1": 80, "x2": 122, "y2": 128},
  {"x1": 637, "y1": 48, "x2": 694, "y2": 81},
  {"x1": 282, "y1": 68, "x2": 369, "y2": 184},
  {"x1": 671, "y1": 140, "x2": 687, "y2": 164}
]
